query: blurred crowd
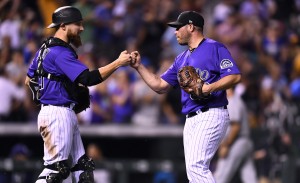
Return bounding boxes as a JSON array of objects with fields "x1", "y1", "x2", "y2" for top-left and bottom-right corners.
[{"x1": 0, "y1": 0, "x2": 300, "y2": 182}]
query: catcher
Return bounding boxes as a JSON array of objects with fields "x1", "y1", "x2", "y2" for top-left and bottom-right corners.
[
  {"x1": 25, "y1": 6, "x2": 133, "y2": 183},
  {"x1": 130, "y1": 11, "x2": 241, "y2": 182}
]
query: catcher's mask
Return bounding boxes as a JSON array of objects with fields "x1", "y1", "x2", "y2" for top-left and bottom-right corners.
[{"x1": 47, "y1": 6, "x2": 82, "y2": 28}]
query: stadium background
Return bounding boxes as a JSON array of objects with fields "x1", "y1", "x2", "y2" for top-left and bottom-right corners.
[{"x1": 0, "y1": 0, "x2": 300, "y2": 182}]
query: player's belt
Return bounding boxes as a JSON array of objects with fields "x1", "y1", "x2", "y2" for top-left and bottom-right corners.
[
  {"x1": 186, "y1": 106, "x2": 227, "y2": 118},
  {"x1": 42, "y1": 103, "x2": 75, "y2": 110}
]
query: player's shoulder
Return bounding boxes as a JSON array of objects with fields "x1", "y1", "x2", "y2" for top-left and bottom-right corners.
[
  {"x1": 49, "y1": 46, "x2": 76, "y2": 58},
  {"x1": 49, "y1": 45, "x2": 71, "y2": 53},
  {"x1": 204, "y1": 38, "x2": 226, "y2": 48},
  {"x1": 174, "y1": 49, "x2": 189, "y2": 62}
]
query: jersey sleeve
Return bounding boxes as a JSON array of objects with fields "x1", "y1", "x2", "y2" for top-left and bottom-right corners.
[
  {"x1": 160, "y1": 58, "x2": 180, "y2": 88},
  {"x1": 217, "y1": 45, "x2": 241, "y2": 78},
  {"x1": 26, "y1": 50, "x2": 40, "y2": 78},
  {"x1": 55, "y1": 50, "x2": 88, "y2": 82}
]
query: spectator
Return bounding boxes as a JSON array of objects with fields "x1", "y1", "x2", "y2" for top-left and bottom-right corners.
[
  {"x1": 5, "y1": 49, "x2": 27, "y2": 86},
  {"x1": 86, "y1": 143, "x2": 111, "y2": 183},
  {"x1": 135, "y1": 6, "x2": 166, "y2": 70},
  {"x1": 0, "y1": 143, "x2": 35, "y2": 183},
  {"x1": 108, "y1": 68, "x2": 134, "y2": 123},
  {"x1": 73, "y1": 0, "x2": 94, "y2": 53},
  {"x1": 0, "y1": 68, "x2": 25, "y2": 122},
  {"x1": 90, "y1": 81, "x2": 113, "y2": 124},
  {"x1": 212, "y1": 0, "x2": 236, "y2": 25},
  {"x1": 131, "y1": 60, "x2": 161, "y2": 126}
]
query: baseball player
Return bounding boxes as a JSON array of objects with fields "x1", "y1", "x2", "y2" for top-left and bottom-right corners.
[
  {"x1": 214, "y1": 88, "x2": 257, "y2": 183},
  {"x1": 25, "y1": 6, "x2": 132, "y2": 183},
  {"x1": 130, "y1": 11, "x2": 241, "y2": 182}
]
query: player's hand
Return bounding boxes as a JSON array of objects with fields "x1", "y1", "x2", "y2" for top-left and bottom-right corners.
[
  {"x1": 25, "y1": 76, "x2": 30, "y2": 86},
  {"x1": 117, "y1": 50, "x2": 132, "y2": 66},
  {"x1": 130, "y1": 51, "x2": 141, "y2": 69},
  {"x1": 218, "y1": 145, "x2": 229, "y2": 158},
  {"x1": 202, "y1": 83, "x2": 212, "y2": 95}
]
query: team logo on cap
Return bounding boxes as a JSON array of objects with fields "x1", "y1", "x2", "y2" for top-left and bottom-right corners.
[{"x1": 220, "y1": 59, "x2": 233, "y2": 69}]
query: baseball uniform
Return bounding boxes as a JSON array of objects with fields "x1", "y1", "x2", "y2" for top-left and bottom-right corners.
[
  {"x1": 161, "y1": 38, "x2": 241, "y2": 182},
  {"x1": 27, "y1": 40, "x2": 88, "y2": 183}
]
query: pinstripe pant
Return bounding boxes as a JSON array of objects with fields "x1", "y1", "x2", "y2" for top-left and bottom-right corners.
[
  {"x1": 214, "y1": 138, "x2": 257, "y2": 183},
  {"x1": 184, "y1": 107, "x2": 229, "y2": 183},
  {"x1": 36, "y1": 105, "x2": 85, "y2": 183}
]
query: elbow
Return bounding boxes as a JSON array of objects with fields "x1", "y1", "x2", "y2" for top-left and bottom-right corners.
[
  {"x1": 156, "y1": 91, "x2": 165, "y2": 94},
  {"x1": 154, "y1": 88, "x2": 168, "y2": 94},
  {"x1": 155, "y1": 89, "x2": 165, "y2": 94},
  {"x1": 235, "y1": 74, "x2": 242, "y2": 84}
]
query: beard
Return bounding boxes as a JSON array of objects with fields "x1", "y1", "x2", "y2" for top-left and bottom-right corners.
[
  {"x1": 176, "y1": 36, "x2": 188, "y2": 46},
  {"x1": 67, "y1": 31, "x2": 82, "y2": 48},
  {"x1": 178, "y1": 42, "x2": 188, "y2": 46},
  {"x1": 178, "y1": 40, "x2": 188, "y2": 46}
]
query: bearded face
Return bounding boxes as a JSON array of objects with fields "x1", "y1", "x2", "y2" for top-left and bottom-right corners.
[
  {"x1": 175, "y1": 26, "x2": 190, "y2": 46},
  {"x1": 67, "y1": 29, "x2": 82, "y2": 48}
]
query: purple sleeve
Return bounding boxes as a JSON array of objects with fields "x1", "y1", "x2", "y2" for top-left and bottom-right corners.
[
  {"x1": 160, "y1": 59, "x2": 180, "y2": 87},
  {"x1": 26, "y1": 50, "x2": 39, "y2": 77},
  {"x1": 55, "y1": 50, "x2": 88, "y2": 82},
  {"x1": 217, "y1": 45, "x2": 241, "y2": 77}
]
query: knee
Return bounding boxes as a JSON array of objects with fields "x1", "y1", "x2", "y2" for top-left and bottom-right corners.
[
  {"x1": 186, "y1": 162, "x2": 212, "y2": 181},
  {"x1": 37, "y1": 160, "x2": 70, "y2": 183},
  {"x1": 71, "y1": 154, "x2": 95, "y2": 183}
]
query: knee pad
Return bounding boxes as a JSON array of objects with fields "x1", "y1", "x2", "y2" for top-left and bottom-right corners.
[
  {"x1": 38, "y1": 160, "x2": 70, "y2": 183},
  {"x1": 71, "y1": 154, "x2": 95, "y2": 183},
  {"x1": 45, "y1": 173, "x2": 64, "y2": 183},
  {"x1": 71, "y1": 154, "x2": 95, "y2": 172},
  {"x1": 78, "y1": 171, "x2": 94, "y2": 183}
]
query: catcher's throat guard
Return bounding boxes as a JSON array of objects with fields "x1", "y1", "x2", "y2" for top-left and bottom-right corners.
[{"x1": 28, "y1": 37, "x2": 90, "y2": 113}]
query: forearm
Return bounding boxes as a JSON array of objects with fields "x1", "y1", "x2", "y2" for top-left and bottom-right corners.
[
  {"x1": 77, "y1": 60, "x2": 122, "y2": 86},
  {"x1": 136, "y1": 64, "x2": 170, "y2": 94},
  {"x1": 98, "y1": 59, "x2": 122, "y2": 81},
  {"x1": 204, "y1": 74, "x2": 241, "y2": 93}
]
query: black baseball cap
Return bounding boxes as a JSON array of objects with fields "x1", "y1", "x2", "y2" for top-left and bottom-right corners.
[
  {"x1": 47, "y1": 6, "x2": 83, "y2": 28},
  {"x1": 167, "y1": 11, "x2": 204, "y2": 29}
]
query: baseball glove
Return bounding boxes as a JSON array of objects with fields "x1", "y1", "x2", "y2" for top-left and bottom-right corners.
[
  {"x1": 177, "y1": 66, "x2": 207, "y2": 100},
  {"x1": 63, "y1": 79, "x2": 90, "y2": 114}
]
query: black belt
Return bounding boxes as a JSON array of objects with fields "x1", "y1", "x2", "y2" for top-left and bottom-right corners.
[
  {"x1": 186, "y1": 106, "x2": 227, "y2": 118},
  {"x1": 42, "y1": 103, "x2": 75, "y2": 110}
]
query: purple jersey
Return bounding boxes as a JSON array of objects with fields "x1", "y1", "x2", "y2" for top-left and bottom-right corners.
[
  {"x1": 27, "y1": 45, "x2": 88, "y2": 105},
  {"x1": 161, "y1": 38, "x2": 241, "y2": 114}
]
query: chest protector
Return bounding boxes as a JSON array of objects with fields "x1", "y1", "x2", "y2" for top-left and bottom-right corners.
[{"x1": 29, "y1": 37, "x2": 90, "y2": 114}]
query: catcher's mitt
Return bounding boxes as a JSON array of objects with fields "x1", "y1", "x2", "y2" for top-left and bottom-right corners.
[
  {"x1": 177, "y1": 66, "x2": 208, "y2": 100},
  {"x1": 63, "y1": 79, "x2": 90, "y2": 114}
]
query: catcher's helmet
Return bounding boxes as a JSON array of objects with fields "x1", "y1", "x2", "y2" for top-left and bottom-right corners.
[{"x1": 47, "y1": 6, "x2": 82, "y2": 28}]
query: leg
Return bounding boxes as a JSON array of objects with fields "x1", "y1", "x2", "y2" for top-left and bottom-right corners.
[
  {"x1": 240, "y1": 155, "x2": 258, "y2": 183},
  {"x1": 70, "y1": 122, "x2": 94, "y2": 182},
  {"x1": 184, "y1": 108, "x2": 229, "y2": 183},
  {"x1": 214, "y1": 138, "x2": 251, "y2": 183},
  {"x1": 36, "y1": 106, "x2": 76, "y2": 182},
  {"x1": 36, "y1": 160, "x2": 70, "y2": 183},
  {"x1": 71, "y1": 154, "x2": 95, "y2": 183}
]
